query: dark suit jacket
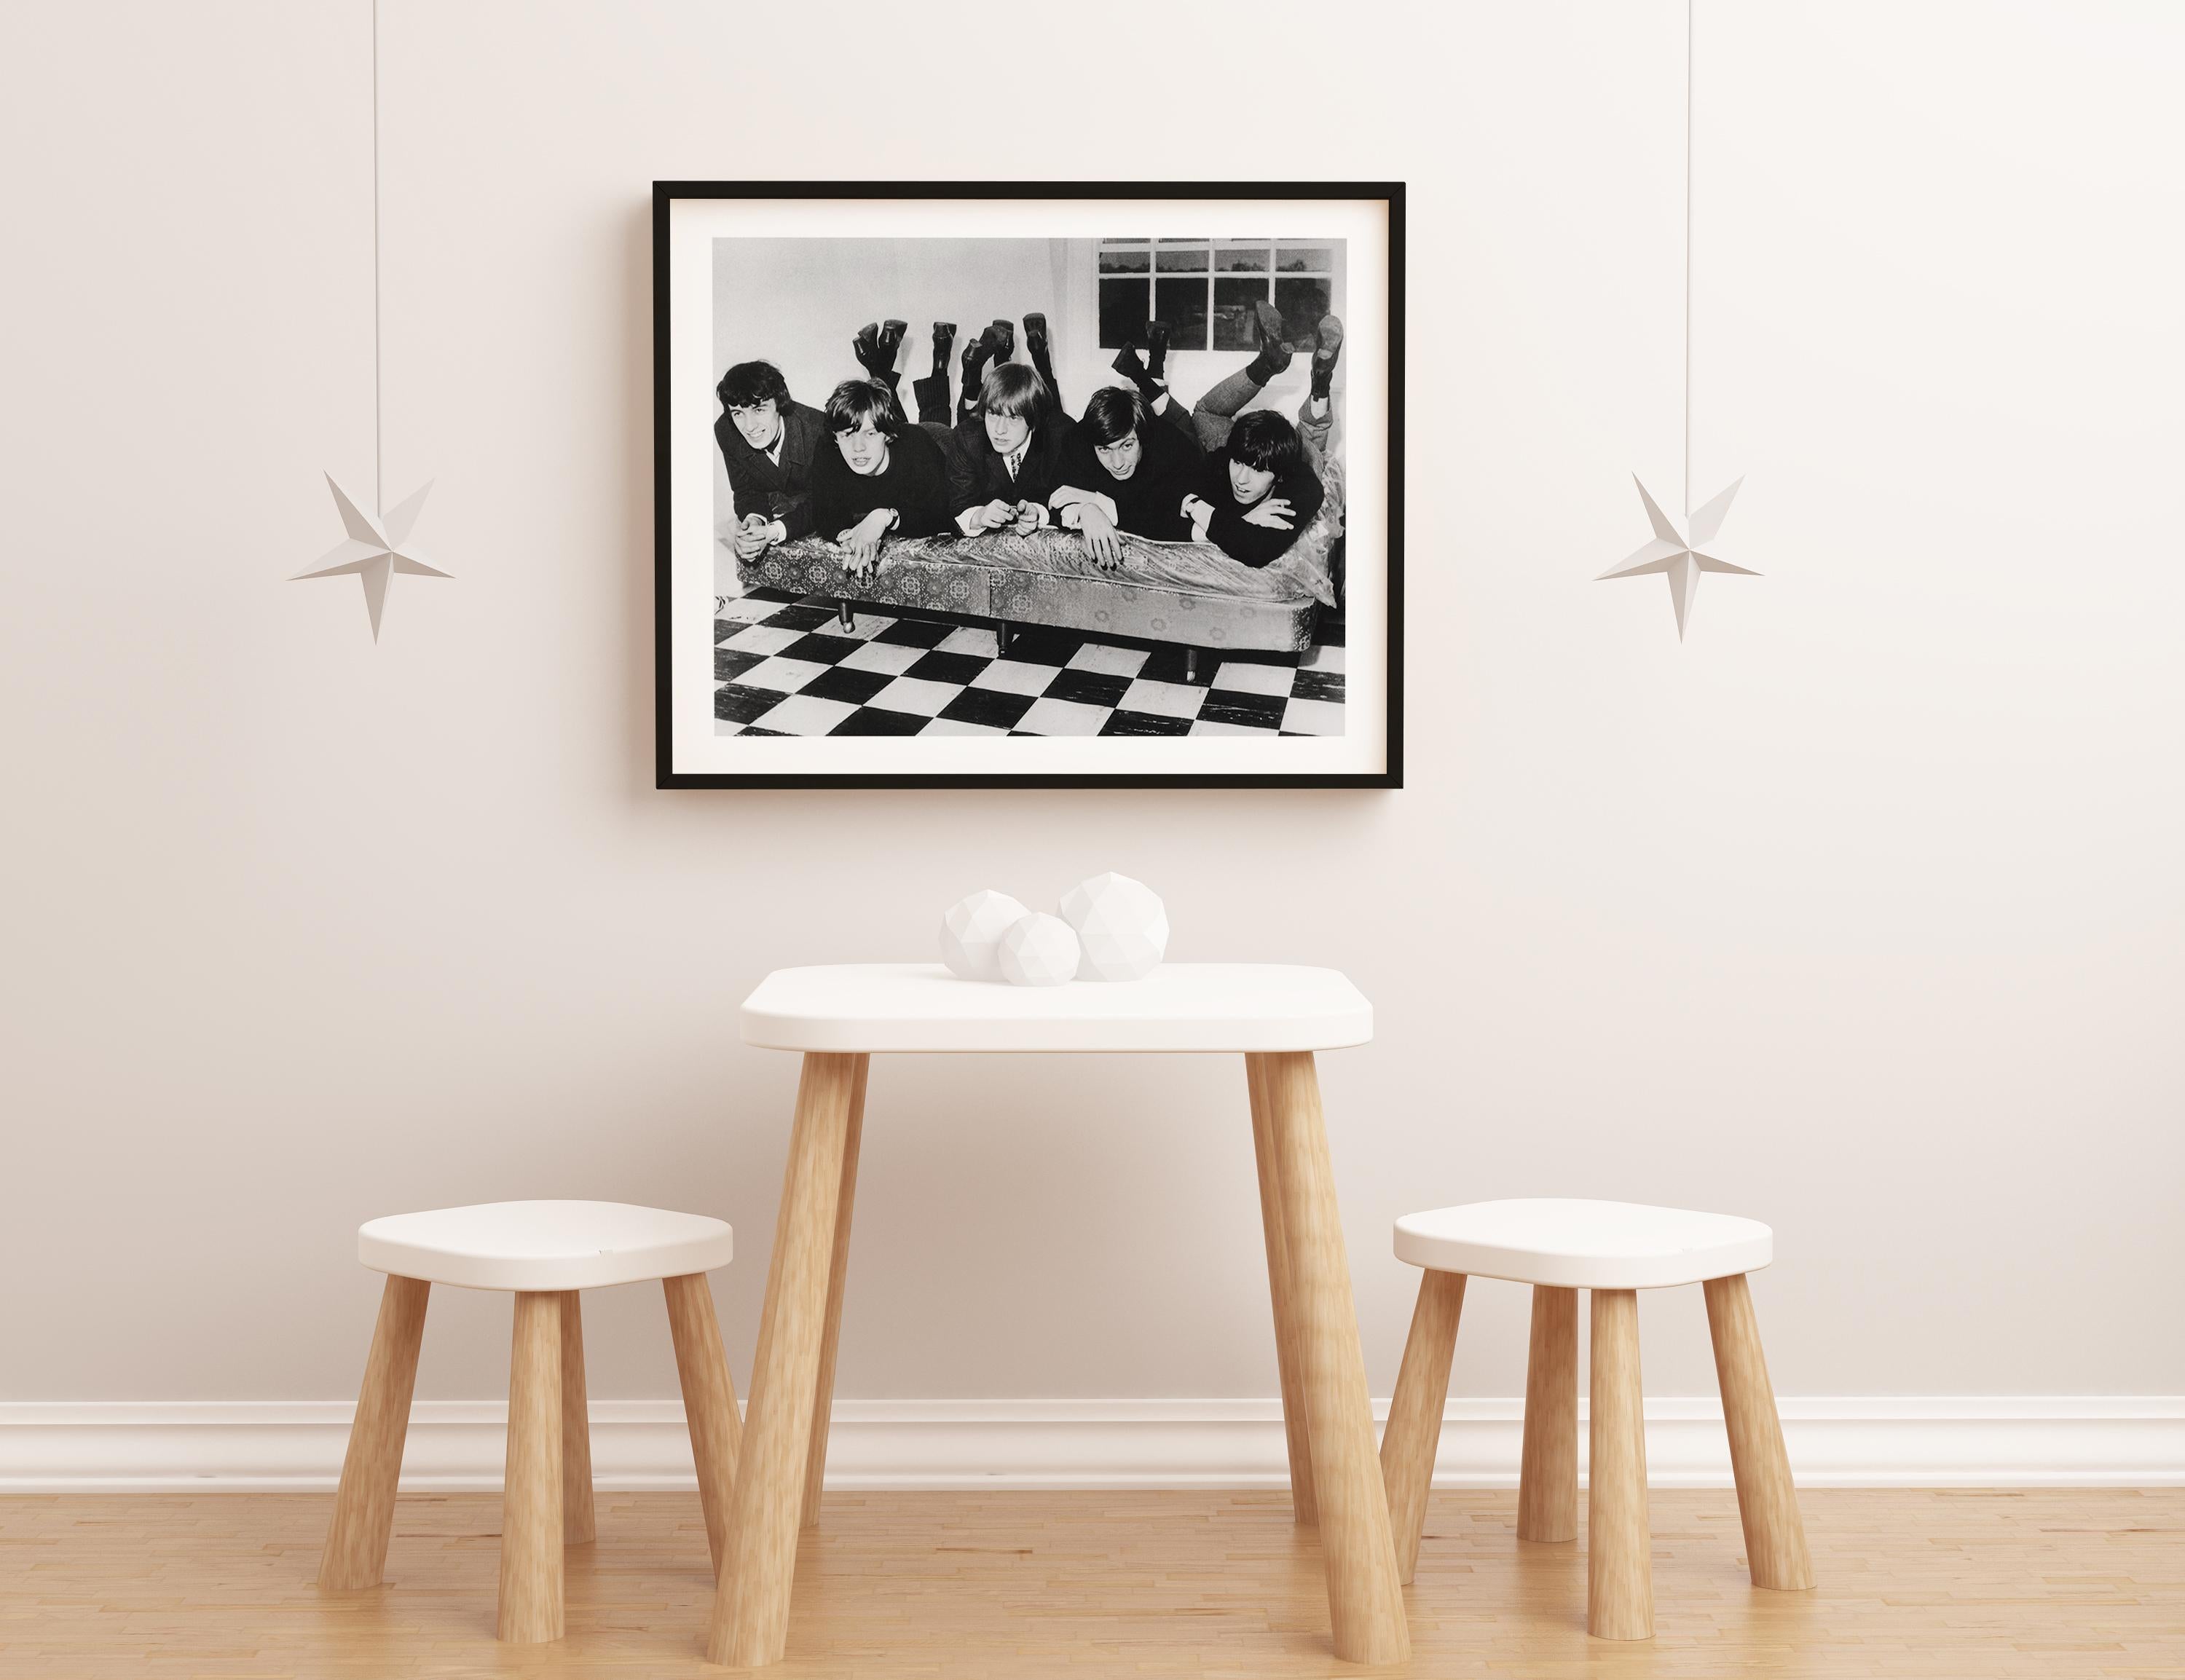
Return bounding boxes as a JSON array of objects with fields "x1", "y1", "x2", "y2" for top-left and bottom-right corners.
[
  {"x1": 714, "y1": 400, "x2": 827, "y2": 539},
  {"x1": 1196, "y1": 448, "x2": 1326, "y2": 568},
  {"x1": 946, "y1": 413, "x2": 1076, "y2": 520}
]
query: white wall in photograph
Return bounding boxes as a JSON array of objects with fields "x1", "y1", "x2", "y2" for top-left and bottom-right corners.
[{"x1": 1, "y1": 0, "x2": 2181, "y2": 1487}]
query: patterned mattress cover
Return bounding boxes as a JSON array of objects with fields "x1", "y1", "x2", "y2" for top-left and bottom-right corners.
[{"x1": 731, "y1": 457, "x2": 1345, "y2": 654}]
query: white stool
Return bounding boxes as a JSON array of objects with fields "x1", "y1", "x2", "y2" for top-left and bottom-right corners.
[
  {"x1": 318, "y1": 1200, "x2": 741, "y2": 1644},
  {"x1": 1379, "y1": 1198, "x2": 1811, "y2": 1641}
]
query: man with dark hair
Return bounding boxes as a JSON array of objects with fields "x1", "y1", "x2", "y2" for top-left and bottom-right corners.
[
  {"x1": 713, "y1": 360, "x2": 828, "y2": 559},
  {"x1": 1183, "y1": 406, "x2": 1326, "y2": 569},
  {"x1": 1048, "y1": 384, "x2": 1205, "y2": 566},
  {"x1": 948, "y1": 363, "x2": 1076, "y2": 536},
  {"x1": 809, "y1": 379, "x2": 953, "y2": 575}
]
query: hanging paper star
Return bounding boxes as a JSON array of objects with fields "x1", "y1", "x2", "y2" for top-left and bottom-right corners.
[
  {"x1": 294, "y1": 476, "x2": 452, "y2": 641},
  {"x1": 1598, "y1": 476, "x2": 1757, "y2": 640}
]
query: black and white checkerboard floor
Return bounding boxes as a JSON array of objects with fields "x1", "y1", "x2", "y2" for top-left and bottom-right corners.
[{"x1": 713, "y1": 588, "x2": 1345, "y2": 738}]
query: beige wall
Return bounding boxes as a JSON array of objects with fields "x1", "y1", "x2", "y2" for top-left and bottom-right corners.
[{"x1": 1, "y1": 1, "x2": 2181, "y2": 1427}]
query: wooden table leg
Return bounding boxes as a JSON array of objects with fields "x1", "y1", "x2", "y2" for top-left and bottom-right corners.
[
  {"x1": 1380, "y1": 1269, "x2": 1465, "y2": 1585},
  {"x1": 559, "y1": 1291, "x2": 596, "y2": 1546},
  {"x1": 706, "y1": 1051, "x2": 864, "y2": 1669},
  {"x1": 664, "y1": 1272, "x2": 742, "y2": 1577},
  {"x1": 1245, "y1": 1055, "x2": 1316, "y2": 1525},
  {"x1": 803, "y1": 1054, "x2": 869, "y2": 1529},
  {"x1": 1587, "y1": 1287, "x2": 1653, "y2": 1641},
  {"x1": 1254, "y1": 1050, "x2": 1411, "y2": 1665},
  {"x1": 498, "y1": 1290, "x2": 565, "y2": 1644},
  {"x1": 1704, "y1": 1273, "x2": 1814, "y2": 1590},
  {"x1": 320, "y1": 1274, "x2": 430, "y2": 1589},
  {"x1": 1517, "y1": 1285, "x2": 1579, "y2": 1543}
]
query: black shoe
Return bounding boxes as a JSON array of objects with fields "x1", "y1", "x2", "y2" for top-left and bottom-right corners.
[
  {"x1": 852, "y1": 320, "x2": 882, "y2": 379},
  {"x1": 1245, "y1": 299, "x2": 1294, "y2": 383},
  {"x1": 931, "y1": 321, "x2": 956, "y2": 379},
  {"x1": 1143, "y1": 318, "x2": 1172, "y2": 379},
  {"x1": 990, "y1": 318, "x2": 1015, "y2": 362},
  {"x1": 1023, "y1": 312, "x2": 1050, "y2": 361},
  {"x1": 1310, "y1": 313, "x2": 1345, "y2": 401}
]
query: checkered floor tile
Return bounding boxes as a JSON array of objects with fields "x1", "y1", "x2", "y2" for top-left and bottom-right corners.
[{"x1": 713, "y1": 589, "x2": 1346, "y2": 739}]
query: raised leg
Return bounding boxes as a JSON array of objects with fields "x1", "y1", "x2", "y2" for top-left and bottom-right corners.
[
  {"x1": 1244, "y1": 1056, "x2": 1315, "y2": 1524},
  {"x1": 1255, "y1": 1049, "x2": 1410, "y2": 1665},
  {"x1": 1704, "y1": 1273, "x2": 1814, "y2": 1590},
  {"x1": 707, "y1": 1051, "x2": 864, "y2": 1668},
  {"x1": 803, "y1": 1054, "x2": 870, "y2": 1528},
  {"x1": 498, "y1": 1290, "x2": 565, "y2": 1644},
  {"x1": 1587, "y1": 1288, "x2": 1651, "y2": 1640},
  {"x1": 664, "y1": 1271, "x2": 743, "y2": 1576},
  {"x1": 559, "y1": 1292, "x2": 595, "y2": 1546},
  {"x1": 319, "y1": 1274, "x2": 430, "y2": 1589},
  {"x1": 1517, "y1": 1285, "x2": 1578, "y2": 1543},
  {"x1": 1379, "y1": 1269, "x2": 1465, "y2": 1585}
]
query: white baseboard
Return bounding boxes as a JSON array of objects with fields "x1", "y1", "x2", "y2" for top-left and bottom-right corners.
[{"x1": 2, "y1": 1397, "x2": 2178, "y2": 1493}]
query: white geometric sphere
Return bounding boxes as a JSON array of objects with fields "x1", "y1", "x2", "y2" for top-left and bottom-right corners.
[
  {"x1": 1058, "y1": 871, "x2": 1169, "y2": 981},
  {"x1": 940, "y1": 889, "x2": 1031, "y2": 982},
  {"x1": 996, "y1": 912, "x2": 1081, "y2": 987}
]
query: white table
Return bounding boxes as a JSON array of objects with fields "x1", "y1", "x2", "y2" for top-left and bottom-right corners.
[{"x1": 706, "y1": 963, "x2": 1408, "y2": 1668}]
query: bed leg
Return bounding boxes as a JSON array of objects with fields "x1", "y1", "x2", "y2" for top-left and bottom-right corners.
[
  {"x1": 837, "y1": 599, "x2": 854, "y2": 633},
  {"x1": 998, "y1": 620, "x2": 1012, "y2": 656},
  {"x1": 1186, "y1": 647, "x2": 1200, "y2": 685}
]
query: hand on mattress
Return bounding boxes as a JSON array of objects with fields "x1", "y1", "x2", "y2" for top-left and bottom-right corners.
[
  {"x1": 837, "y1": 508, "x2": 894, "y2": 575},
  {"x1": 1076, "y1": 505, "x2": 1125, "y2": 569}
]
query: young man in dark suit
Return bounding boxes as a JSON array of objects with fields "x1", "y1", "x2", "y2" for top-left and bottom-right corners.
[
  {"x1": 947, "y1": 363, "x2": 1076, "y2": 536},
  {"x1": 713, "y1": 360, "x2": 828, "y2": 561},
  {"x1": 1048, "y1": 384, "x2": 1205, "y2": 566}
]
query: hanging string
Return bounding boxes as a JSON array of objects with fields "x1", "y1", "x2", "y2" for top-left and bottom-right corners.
[
  {"x1": 372, "y1": 0, "x2": 382, "y2": 515},
  {"x1": 1683, "y1": 0, "x2": 1693, "y2": 518}
]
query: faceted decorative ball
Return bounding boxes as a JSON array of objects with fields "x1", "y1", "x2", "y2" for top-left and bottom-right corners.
[
  {"x1": 997, "y1": 912, "x2": 1081, "y2": 987},
  {"x1": 940, "y1": 889, "x2": 1030, "y2": 982},
  {"x1": 1058, "y1": 872, "x2": 1169, "y2": 981}
]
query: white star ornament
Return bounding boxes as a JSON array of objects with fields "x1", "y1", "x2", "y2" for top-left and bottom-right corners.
[
  {"x1": 294, "y1": 476, "x2": 452, "y2": 640},
  {"x1": 1598, "y1": 476, "x2": 1757, "y2": 639}
]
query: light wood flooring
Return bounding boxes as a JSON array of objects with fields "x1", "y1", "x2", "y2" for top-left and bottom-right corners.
[{"x1": 2, "y1": 1488, "x2": 2181, "y2": 1678}]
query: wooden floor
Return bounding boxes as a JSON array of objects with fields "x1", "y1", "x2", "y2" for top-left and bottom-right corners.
[{"x1": 2, "y1": 1488, "x2": 2181, "y2": 1678}]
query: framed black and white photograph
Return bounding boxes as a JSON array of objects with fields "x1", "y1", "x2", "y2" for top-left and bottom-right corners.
[{"x1": 656, "y1": 182, "x2": 1402, "y2": 788}]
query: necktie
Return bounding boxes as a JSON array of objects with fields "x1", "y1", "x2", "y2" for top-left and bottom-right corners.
[{"x1": 1006, "y1": 446, "x2": 1024, "y2": 480}]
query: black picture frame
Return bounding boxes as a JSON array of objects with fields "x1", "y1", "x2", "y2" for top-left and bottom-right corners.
[{"x1": 654, "y1": 181, "x2": 1403, "y2": 789}]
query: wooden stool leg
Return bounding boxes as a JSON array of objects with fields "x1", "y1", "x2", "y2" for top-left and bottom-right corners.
[
  {"x1": 1587, "y1": 1287, "x2": 1652, "y2": 1640},
  {"x1": 803, "y1": 1054, "x2": 869, "y2": 1529},
  {"x1": 1517, "y1": 1285, "x2": 1579, "y2": 1543},
  {"x1": 1379, "y1": 1269, "x2": 1465, "y2": 1585},
  {"x1": 664, "y1": 1271, "x2": 743, "y2": 1577},
  {"x1": 1704, "y1": 1273, "x2": 1814, "y2": 1590},
  {"x1": 320, "y1": 1274, "x2": 430, "y2": 1589},
  {"x1": 1256, "y1": 1050, "x2": 1410, "y2": 1665},
  {"x1": 559, "y1": 1291, "x2": 596, "y2": 1546},
  {"x1": 708, "y1": 1051, "x2": 862, "y2": 1668},
  {"x1": 497, "y1": 1291, "x2": 565, "y2": 1644},
  {"x1": 1245, "y1": 1055, "x2": 1316, "y2": 1524}
]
